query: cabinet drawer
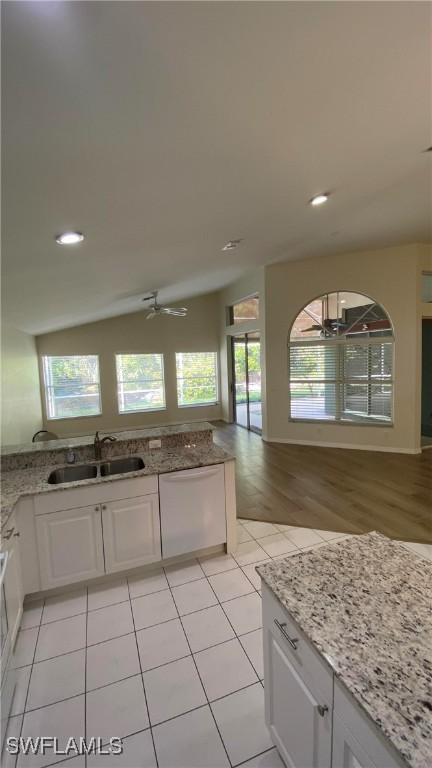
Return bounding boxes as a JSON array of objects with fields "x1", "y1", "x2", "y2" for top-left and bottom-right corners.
[
  {"x1": 34, "y1": 475, "x2": 158, "y2": 515},
  {"x1": 262, "y1": 582, "x2": 333, "y2": 703}
]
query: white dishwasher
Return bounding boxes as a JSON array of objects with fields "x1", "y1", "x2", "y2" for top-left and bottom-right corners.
[{"x1": 159, "y1": 464, "x2": 226, "y2": 558}]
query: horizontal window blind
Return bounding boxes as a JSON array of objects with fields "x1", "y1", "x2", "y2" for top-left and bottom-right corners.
[
  {"x1": 176, "y1": 352, "x2": 218, "y2": 407},
  {"x1": 116, "y1": 354, "x2": 165, "y2": 413},
  {"x1": 289, "y1": 341, "x2": 393, "y2": 424},
  {"x1": 42, "y1": 355, "x2": 101, "y2": 419}
]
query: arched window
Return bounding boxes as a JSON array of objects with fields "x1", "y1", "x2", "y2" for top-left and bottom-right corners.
[{"x1": 289, "y1": 292, "x2": 394, "y2": 424}]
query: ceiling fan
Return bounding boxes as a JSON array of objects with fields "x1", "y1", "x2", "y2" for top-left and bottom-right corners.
[{"x1": 142, "y1": 291, "x2": 188, "y2": 320}]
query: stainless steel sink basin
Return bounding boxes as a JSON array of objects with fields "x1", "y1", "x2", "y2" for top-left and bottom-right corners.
[
  {"x1": 100, "y1": 456, "x2": 145, "y2": 476},
  {"x1": 48, "y1": 464, "x2": 98, "y2": 484}
]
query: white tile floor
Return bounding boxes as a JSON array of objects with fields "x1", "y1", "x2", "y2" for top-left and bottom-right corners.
[{"x1": 5, "y1": 522, "x2": 430, "y2": 768}]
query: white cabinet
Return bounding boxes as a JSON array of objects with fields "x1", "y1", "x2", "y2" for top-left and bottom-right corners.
[
  {"x1": 102, "y1": 494, "x2": 161, "y2": 573},
  {"x1": 262, "y1": 585, "x2": 406, "y2": 768},
  {"x1": 263, "y1": 583, "x2": 332, "y2": 768},
  {"x1": 2, "y1": 515, "x2": 23, "y2": 649},
  {"x1": 332, "y1": 714, "x2": 377, "y2": 768},
  {"x1": 27, "y1": 466, "x2": 231, "y2": 593},
  {"x1": 266, "y1": 634, "x2": 332, "y2": 768},
  {"x1": 159, "y1": 464, "x2": 226, "y2": 558},
  {"x1": 332, "y1": 681, "x2": 404, "y2": 768},
  {"x1": 36, "y1": 505, "x2": 105, "y2": 589},
  {"x1": 16, "y1": 497, "x2": 41, "y2": 594}
]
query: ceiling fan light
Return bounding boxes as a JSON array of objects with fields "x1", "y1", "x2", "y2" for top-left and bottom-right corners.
[
  {"x1": 309, "y1": 194, "x2": 329, "y2": 207},
  {"x1": 222, "y1": 239, "x2": 242, "y2": 251},
  {"x1": 55, "y1": 231, "x2": 84, "y2": 245}
]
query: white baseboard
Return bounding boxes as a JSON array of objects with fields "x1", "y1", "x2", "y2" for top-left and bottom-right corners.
[{"x1": 261, "y1": 435, "x2": 421, "y2": 455}]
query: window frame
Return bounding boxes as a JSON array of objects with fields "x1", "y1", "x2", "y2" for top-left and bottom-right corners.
[
  {"x1": 175, "y1": 351, "x2": 219, "y2": 408},
  {"x1": 115, "y1": 352, "x2": 167, "y2": 415},
  {"x1": 228, "y1": 294, "x2": 260, "y2": 326},
  {"x1": 42, "y1": 354, "x2": 102, "y2": 421},
  {"x1": 288, "y1": 292, "x2": 395, "y2": 427}
]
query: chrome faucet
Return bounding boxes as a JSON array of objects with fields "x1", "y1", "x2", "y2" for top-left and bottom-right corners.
[{"x1": 94, "y1": 431, "x2": 117, "y2": 461}]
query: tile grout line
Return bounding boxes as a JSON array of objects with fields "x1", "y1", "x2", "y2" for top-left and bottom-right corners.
[
  {"x1": 234, "y1": 745, "x2": 277, "y2": 768},
  {"x1": 201, "y1": 565, "x2": 264, "y2": 684},
  {"x1": 17, "y1": 581, "x2": 257, "y2": 675},
  {"x1": 13, "y1": 528, "x2": 349, "y2": 765},
  {"x1": 14, "y1": 597, "x2": 45, "y2": 768},
  {"x1": 177, "y1": 558, "x2": 273, "y2": 762},
  {"x1": 21, "y1": 628, "x2": 265, "y2": 717},
  {"x1": 126, "y1": 575, "x2": 160, "y2": 768},
  {"x1": 161, "y1": 560, "x2": 235, "y2": 768},
  {"x1": 136, "y1": 678, "x2": 263, "y2": 732}
]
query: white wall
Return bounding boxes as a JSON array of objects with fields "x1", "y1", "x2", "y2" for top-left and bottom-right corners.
[
  {"x1": 36, "y1": 292, "x2": 222, "y2": 437},
  {"x1": 219, "y1": 268, "x2": 266, "y2": 430},
  {"x1": 263, "y1": 244, "x2": 426, "y2": 453},
  {"x1": 1, "y1": 324, "x2": 43, "y2": 445}
]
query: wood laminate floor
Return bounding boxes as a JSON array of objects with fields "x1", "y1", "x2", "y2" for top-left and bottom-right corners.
[{"x1": 212, "y1": 422, "x2": 432, "y2": 544}]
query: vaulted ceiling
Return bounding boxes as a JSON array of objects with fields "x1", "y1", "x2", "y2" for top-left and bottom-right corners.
[{"x1": 3, "y1": 1, "x2": 431, "y2": 334}]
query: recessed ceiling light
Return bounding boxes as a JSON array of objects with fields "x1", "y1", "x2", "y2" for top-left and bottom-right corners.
[
  {"x1": 222, "y1": 239, "x2": 242, "y2": 251},
  {"x1": 55, "y1": 231, "x2": 84, "y2": 245},
  {"x1": 310, "y1": 194, "x2": 329, "y2": 206}
]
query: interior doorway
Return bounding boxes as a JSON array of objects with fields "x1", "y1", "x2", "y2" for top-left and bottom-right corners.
[{"x1": 232, "y1": 332, "x2": 262, "y2": 433}]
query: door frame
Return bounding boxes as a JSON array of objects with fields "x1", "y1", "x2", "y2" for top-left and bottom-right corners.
[
  {"x1": 231, "y1": 332, "x2": 262, "y2": 434},
  {"x1": 421, "y1": 318, "x2": 432, "y2": 440}
]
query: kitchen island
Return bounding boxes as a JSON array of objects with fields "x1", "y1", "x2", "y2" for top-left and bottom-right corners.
[{"x1": 257, "y1": 532, "x2": 432, "y2": 768}]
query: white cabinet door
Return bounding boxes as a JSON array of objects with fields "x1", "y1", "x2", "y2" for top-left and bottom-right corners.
[
  {"x1": 159, "y1": 464, "x2": 226, "y2": 558},
  {"x1": 333, "y1": 683, "x2": 403, "y2": 768},
  {"x1": 3, "y1": 519, "x2": 23, "y2": 649},
  {"x1": 265, "y1": 630, "x2": 332, "y2": 768},
  {"x1": 36, "y1": 506, "x2": 105, "y2": 589},
  {"x1": 332, "y1": 713, "x2": 377, "y2": 768},
  {"x1": 102, "y1": 494, "x2": 161, "y2": 573}
]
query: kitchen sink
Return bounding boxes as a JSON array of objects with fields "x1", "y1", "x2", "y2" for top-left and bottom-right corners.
[
  {"x1": 48, "y1": 464, "x2": 98, "y2": 484},
  {"x1": 100, "y1": 456, "x2": 145, "y2": 476}
]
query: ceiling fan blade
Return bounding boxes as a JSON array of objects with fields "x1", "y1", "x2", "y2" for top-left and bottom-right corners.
[
  {"x1": 146, "y1": 310, "x2": 157, "y2": 320},
  {"x1": 163, "y1": 307, "x2": 188, "y2": 316}
]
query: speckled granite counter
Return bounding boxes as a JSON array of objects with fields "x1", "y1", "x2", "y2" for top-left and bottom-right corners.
[
  {"x1": 257, "y1": 533, "x2": 432, "y2": 768},
  {"x1": 1, "y1": 444, "x2": 232, "y2": 531},
  {"x1": 1, "y1": 422, "x2": 215, "y2": 457}
]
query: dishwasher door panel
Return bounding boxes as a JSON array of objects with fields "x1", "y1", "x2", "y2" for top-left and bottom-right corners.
[{"x1": 159, "y1": 464, "x2": 226, "y2": 558}]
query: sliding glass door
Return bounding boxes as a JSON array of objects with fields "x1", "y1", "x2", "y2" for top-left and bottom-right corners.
[{"x1": 232, "y1": 333, "x2": 262, "y2": 433}]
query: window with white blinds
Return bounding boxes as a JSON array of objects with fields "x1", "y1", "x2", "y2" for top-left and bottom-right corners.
[
  {"x1": 116, "y1": 354, "x2": 165, "y2": 413},
  {"x1": 289, "y1": 292, "x2": 394, "y2": 424},
  {"x1": 176, "y1": 352, "x2": 218, "y2": 407},
  {"x1": 42, "y1": 355, "x2": 101, "y2": 419}
]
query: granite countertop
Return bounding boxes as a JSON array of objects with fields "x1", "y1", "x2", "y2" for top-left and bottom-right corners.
[
  {"x1": 1, "y1": 422, "x2": 215, "y2": 456},
  {"x1": 1, "y1": 443, "x2": 232, "y2": 530},
  {"x1": 257, "y1": 533, "x2": 432, "y2": 768}
]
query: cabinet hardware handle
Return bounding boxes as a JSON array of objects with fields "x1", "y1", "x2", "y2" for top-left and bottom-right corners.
[
  {"x1": 101, "y1": 505, "x2": 107, "y2": 511},
  {"x1": 3, "y1": 528, "x2": 15, "y2": 540},
  {"x1": 317, "y1": 704, "x2": 329, "y2": 717},
  {"x1": 13, "y1": 531, "x2": 20, "y2": 537},
  {"x1": 274, "y1": 619, "x2": 299, "y2": 650},
  {"x1": 94, "y1": 506, "x2": 100, "y2": 512}
]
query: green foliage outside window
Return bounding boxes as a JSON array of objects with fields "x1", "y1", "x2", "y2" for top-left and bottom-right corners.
[
  {"x1": 43, "y1": 356, "x2": 101, "y2": 419},
  {"x1": 176, "y1": 352, "x2": 218, "y2": 406}
]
